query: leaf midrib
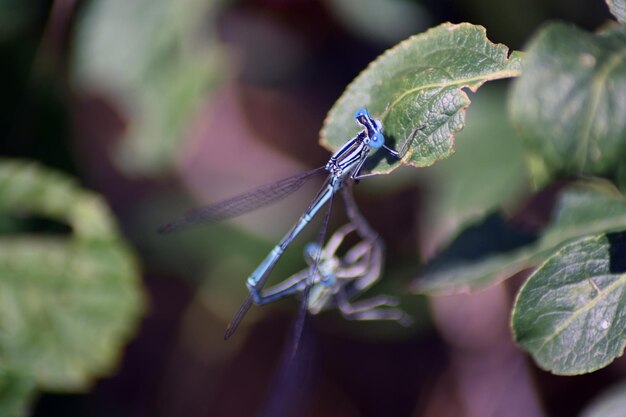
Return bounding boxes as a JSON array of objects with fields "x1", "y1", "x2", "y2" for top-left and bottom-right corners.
[
  {"x1": 382, "y1": 69, "x2": 521, "y2": 122},
  {"x1": 574, "y1": 46, "x2": 626, "y2": 170},
  {"x1": 536, "y1": 259, "x2": 626, "y2": 353}
]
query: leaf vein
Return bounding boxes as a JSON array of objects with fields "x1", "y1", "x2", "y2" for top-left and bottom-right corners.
[
  {"x1": 575, "y1": 47, "x2": 626, "y2": 170},
  {"x1": 384, "y1": 69, "x2": 522, "y2": 121},
  {"x1": 537, "y1": 269, "x2": 626, "y2": 353}
]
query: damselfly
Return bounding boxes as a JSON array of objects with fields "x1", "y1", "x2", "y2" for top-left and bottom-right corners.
[
  {"x1": 258, "y1": 222, "x2": 412, "y2": 325},
  {"x1": 159, "y1": 108, "x2": 417, "y2": 336}
]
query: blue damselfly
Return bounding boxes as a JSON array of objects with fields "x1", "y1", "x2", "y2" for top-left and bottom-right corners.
[{"x1": 159, "y1": 108, "x2": 416, "y2": 337}]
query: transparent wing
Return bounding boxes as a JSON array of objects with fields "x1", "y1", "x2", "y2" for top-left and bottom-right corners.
[
  {"x1": 224, "y1": 175, "x2": 334, "y2": 339},
  {"x1": 158, "y1": 167, "x2": 326, "y2": 234},
  {"x1": 289, "y1": 192, "x2": 334, "y2": 358}
]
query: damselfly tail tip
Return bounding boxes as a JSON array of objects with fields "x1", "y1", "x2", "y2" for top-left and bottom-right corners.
[
  {"x1": 223, "y1": 324, "x2": 236, "y2": 340},
  {"x1": 224, "y1": 297, "x2": 253, "y2": 340}
]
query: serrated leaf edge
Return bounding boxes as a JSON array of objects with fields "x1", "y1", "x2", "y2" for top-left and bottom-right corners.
[{"x1": 321, "y1": 22, "x2": 522, "y2": 143}]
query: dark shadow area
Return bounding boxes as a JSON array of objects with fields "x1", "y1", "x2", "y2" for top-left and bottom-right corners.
[
  {"x1": 0, "y1": 215, "x2": 72, "y2": 235},
  {"x1": 607, "y1": 232, "x2": 626, "y2": 274},
  {"x1": 419, "y1": 211, "x2": 540, "y2": 276},
  {"x1": 362, "y1": 132, "x2": 406, "y2": 172}
]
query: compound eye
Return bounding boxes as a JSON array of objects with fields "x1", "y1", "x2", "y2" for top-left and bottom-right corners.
[
  {"x1": 354, "y1": 108, "x2": 369, "y2": 121},
  {"x1": 371, "y1": 132, "x2": 385, "y2": 149}
]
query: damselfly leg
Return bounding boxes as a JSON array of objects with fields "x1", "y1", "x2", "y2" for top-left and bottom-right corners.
[
  {"x1": 250, "y1": 221, "x2": 411, "y2": 326},
  {"x1": 160, "y1": 108, "x2": 407, "y2": 336}
]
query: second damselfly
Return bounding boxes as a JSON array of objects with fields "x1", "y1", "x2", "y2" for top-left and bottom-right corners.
[{"x1": 159, "y1": 108, "x2": 417, "y2": 335}]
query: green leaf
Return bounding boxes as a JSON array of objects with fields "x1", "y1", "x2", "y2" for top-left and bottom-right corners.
[
  {"x1": 509, "y1": 23, "x2": 626, "y2": 186},
  {"x1": 320, "y1": 22, "x2": 522, "y2": 175},
  {"x1": 607, "y1": 0, "x2": 626, "y2": 24},
  {"x1": 0, "y1": 369, "x2": 36, "y2": 417},
  {"x1": 419, "y1": 84, "x2": 528, "y2": 254},
  {"x1": 580, "y1": 380, "x2": 626, "y2": 417},
  {"x1": 73, "y1": 0, "x2": 226, "y2": 176},
  {"x1": 0, "y1": 159, "x2": 144, "y2": 391},
  {"x1": 512, "y1": 232, "x2": 626, "y2": 375},
  {"x1": 413, "y1": 182, "x2": 626, "y2": 295},
  {"x1": 412, "y1": 212, "x2": 538, "y2": 295}
]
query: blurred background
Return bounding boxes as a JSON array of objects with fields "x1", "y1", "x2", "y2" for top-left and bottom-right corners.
[{"x1": 0, "y1": 0, "x2": 621, "y2": 416}]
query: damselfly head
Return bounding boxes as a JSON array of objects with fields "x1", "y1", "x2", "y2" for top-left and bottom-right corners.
[
  {"x1": 354, "y1": 108, "x2": 369, "y2": 121},
  {"x1": 355, "y1": 108, "x2": 384, "y2": 138}
]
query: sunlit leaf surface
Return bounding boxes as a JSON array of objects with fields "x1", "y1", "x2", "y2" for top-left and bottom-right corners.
[
  {"x1": 321, "y1": 22, "x2": 522, "y2": 174},
  {"x1": 512, "y1": 233, "x2": 626, "y2": 375}
]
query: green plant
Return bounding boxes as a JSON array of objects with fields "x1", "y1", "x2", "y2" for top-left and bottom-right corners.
[
  {"x1": 0, "y1": 160, "x2": 144, "y2": 416},
  {"x1": 324, "y1": 0, "x2": 626, "y2": 386},
  {"x1": 2, "y1": 0, "x2": 625, "y2": 414}
]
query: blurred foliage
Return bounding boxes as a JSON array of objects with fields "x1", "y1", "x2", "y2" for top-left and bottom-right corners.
[
  {"x1": 0, "y1": 160, "x2": 144, "y2": 410},
  {"x1": 509, "y1": 22, "x2": 626, "y2": 187},
  {"x1": 0, "y1": 369, "x2": 35, "y2": 417},
  {"x1": 325, "y1": 0, "x2": 431, "y2": 45},
  {"x1": 0, "y1": 0, "x2": 77, "y2": 175},
  {"x1": 72, "y1": 0, "x2": 228, "y2": 176},
  {"x1": 321, "y1": 23, "x2": 523, "y2": 175}
]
